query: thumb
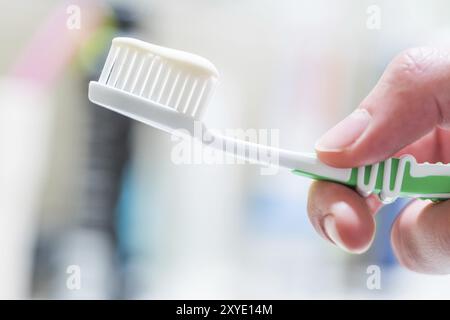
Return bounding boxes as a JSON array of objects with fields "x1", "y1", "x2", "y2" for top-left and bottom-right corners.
[{"x1": 315, "y1": 47, "x2": 450, "y2": 168}]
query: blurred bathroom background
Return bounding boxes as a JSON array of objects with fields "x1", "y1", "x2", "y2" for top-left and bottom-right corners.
[{"x1": 1, "y1": 0, "x2": 450, "y2": 299}]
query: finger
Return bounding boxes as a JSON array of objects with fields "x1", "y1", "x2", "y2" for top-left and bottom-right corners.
[
  {"x1": 394, "y1": 128, "x2": 440, "y2": 163},
  {"x1": 391, "y1": 199, "x2": 450, "y2": 274},
  {"x1": 393, "y1": 127, "x2": 450, "y2": 163},
  {"x1": 315, "y1": 47, "x2": 450, "y2": 168},
  {"x1": 307, "y1": 181, "x2": 379, "y2": 254}
]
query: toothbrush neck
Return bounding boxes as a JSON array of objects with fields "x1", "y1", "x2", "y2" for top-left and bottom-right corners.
[
  {"x1": 193, "y1": 127, "x2": 351, "y2": 182},
  {"x1": 200, "y1": 128, "x2": 312, "y2": 170}
]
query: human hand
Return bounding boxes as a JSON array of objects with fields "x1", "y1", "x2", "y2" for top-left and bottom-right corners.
[{"x1": 308, "y1": 48, "x2": 450, "y2": 274}]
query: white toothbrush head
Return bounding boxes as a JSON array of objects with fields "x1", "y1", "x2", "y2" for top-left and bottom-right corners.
[{"x1": 89, "y1": 37, "x2": 218, "y2": 134}]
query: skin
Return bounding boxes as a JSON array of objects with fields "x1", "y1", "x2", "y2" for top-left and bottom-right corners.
[{"x1": 308, "y1": 47, "x2": 450, "y2": 274}]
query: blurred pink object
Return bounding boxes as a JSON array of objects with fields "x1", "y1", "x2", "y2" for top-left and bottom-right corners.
[{"x1": 10, "y1": 0, "x2": 105, "y2": 89}]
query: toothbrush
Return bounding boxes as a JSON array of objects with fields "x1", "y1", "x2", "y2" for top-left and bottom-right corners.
[{"x1": 88, "y1": 37, "x2": 450, "y2": 204}]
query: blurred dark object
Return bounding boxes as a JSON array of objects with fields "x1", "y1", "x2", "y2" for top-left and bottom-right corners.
[{"x1": 32, "y1": 4, "x2": 142, "y2": 299}]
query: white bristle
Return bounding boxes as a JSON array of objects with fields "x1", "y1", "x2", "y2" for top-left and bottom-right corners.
[
  {"x1": 99, "y1": 45, "x2": 119, "y2": 84},
  {"x1": 183, "y1": 79, "x2": 198, "y2": 115},
  {"x1": 141, "y1": 58, "x2": 160, "y2": 98},
  {"x1": 150, "y1": 64, "x2": 170, "y2": 102},
  {"x1": 147, "y1": 61, "x2": 164, "y2": 99},
  {"x1": 128, "y1": 54, "x2": 147, "y2": 93},
  {"x1": 164, "y1": 71, "x2": 181, "y2": 106},
  {"x1": 156, "y1": 67, "x2": 172, "y2": 103},
  {"x1": 174, "y1": 74, "x2": 190, "y2": 110},
  {"x1": 194, "y1": 80, "x2": 214, "y2": 118},
  {"x1": 98, "y1": 38, "x2": 218, "y2": 119},
  {"x1": 138, "y1": 56, "x2": 157, "y2": 96},
  {"x1": 116, "y1": 50, "x2": 138, "y2": 90},
  {"x1": 122, "y1": 52, "x2": 141, "y2": 92},
  {"x1": 191, "y1": 79, "x2": 208, "y2": 116},
  {"x1": 158, "y1": 69, "x2": 175, "y2": 104},
  {"x1": 107, "y1": 47, "x2": 129, "y2": 86}
]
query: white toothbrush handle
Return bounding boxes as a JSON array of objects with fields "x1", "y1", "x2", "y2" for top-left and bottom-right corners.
[{"x1": 204, "y1": 130, "x2": 351, "y2": 181}]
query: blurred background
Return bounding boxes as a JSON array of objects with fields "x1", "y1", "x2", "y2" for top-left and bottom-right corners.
[{"x1": 1, "y1": 0, "x2": 450, "y2": 299}]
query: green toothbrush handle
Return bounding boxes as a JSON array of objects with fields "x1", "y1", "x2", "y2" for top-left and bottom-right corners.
[{"x1": 292, "y1": 155, "x2": 450, "y2": 203}]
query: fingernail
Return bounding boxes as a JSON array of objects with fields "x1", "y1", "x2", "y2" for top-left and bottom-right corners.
[
  {"x1": 322, "y1": 215, "x2": 372, "y2": 254},
  {"x1": 315, "y1": 109, "x2": 371, "y2": 152},
  {"x1": 322, "y1": 215, "x2": 351, "y2": 253}
]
